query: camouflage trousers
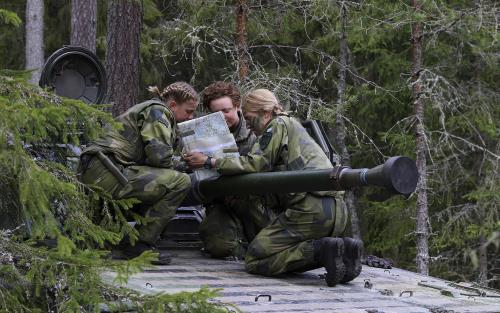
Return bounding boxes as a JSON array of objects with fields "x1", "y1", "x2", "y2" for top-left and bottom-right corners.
[
  {"x1": 245, "y1": 194, "x2": 345, "y2": 276},
  {"x1": 199, "y1": 196, "x2": 275, "y2": 259},
  {"x1": 79, "y1": 154, "x2": 191, "y2": 245}
]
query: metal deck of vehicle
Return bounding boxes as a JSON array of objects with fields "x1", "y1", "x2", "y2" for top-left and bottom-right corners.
[{"x1": 103, "y1": 249, "x2": 500, "y2": 313}]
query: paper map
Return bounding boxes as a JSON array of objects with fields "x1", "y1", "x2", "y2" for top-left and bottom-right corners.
[{"x1": 177, "y1": 111, "x2": 239, "y2": 180}]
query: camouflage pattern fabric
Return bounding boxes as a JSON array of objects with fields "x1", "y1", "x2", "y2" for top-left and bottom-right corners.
[
  {"x1": 246, "y1": 194, "x2": 335, "y2": 275},
  {"x1": 216, "y1": 115, "x2": 347, "y2": 275},
  {"x1": 233, "y1": 111, "x2": 256, "y2": 156},
  {"x1": 199, "y1": 201, "x2": 246, "y2": 258},
  {"x1": 199, "y1": 113, "x2": 268, "y2": 258},
  {"x1": 199, "y1": 195, "x2": 275, "y2": 258},
  {"x1": 79, "y1": 100, "x2": 190, "y2": 245},
  {"x1": 83, "y1": 99, "x2": 177, "y2": 167}
]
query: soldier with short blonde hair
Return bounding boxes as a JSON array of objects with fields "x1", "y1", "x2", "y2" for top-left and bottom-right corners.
[{"x1": 185, "y1": 88, "x2": 363, "y2": 286}]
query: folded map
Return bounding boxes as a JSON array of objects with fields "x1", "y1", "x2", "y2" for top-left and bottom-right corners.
[{"x1": 177, "y1": 111, "x2": 239, "y2": 180}]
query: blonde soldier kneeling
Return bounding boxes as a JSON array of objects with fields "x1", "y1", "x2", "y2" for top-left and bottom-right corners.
[
  {"x1": 185, "y1": 89, "x2": 363, "y2": 286},
  {"x1": 78, "y1": 82, "x2": 199, "y2": 265}
]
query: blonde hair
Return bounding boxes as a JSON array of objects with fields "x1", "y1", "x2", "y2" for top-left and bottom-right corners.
[
  {"x1": 243, "y1": 88, "x2": 288, "y2": 116},
  {"x1": 148, "y1": 81, "x2": 199, "y2": 104}
]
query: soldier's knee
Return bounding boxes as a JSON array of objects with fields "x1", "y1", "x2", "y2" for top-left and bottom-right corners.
[
  {"x1": 245, "y1": 260, "x2": 258, "y2": 274},
  {"x1": 246, "y1": 239, "x2": 267, "y2": 260},
  {"x1": 176, "y1": 172, "x2": 191, "y2": 190},
  {"x1": 205, "y1": 242, "x2": 236, "y2": 258},
  {"x1": 245, "y1": 258, "x2": 272, "y2": 276},
  {"x1": 201, "y1": 226, "x2": 245, "y2": 258},
  {"x1": 202, "y1": 234, "x2": 244, "y2": 258},
  {"x1": 163, "y1": 171, "x2": 190, "y2": 193}
]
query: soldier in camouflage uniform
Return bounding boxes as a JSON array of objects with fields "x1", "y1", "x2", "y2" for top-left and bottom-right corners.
[
  {"x1": 78, "y1": 82, "x2": 199, "y2": 265},
  {"x1": 185, "y1": 89, "x2": 363, "y2": 286},
  {"x1": 198, "y1": 81, "x2": 274, "y2": 258}
]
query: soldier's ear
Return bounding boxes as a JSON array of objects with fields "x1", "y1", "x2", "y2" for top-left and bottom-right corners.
[{"x1": 167, "y1": 100, "x2": 178, "y2": 109}]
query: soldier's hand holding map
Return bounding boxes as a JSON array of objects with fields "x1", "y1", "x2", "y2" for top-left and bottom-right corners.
[
  {"x1": 184, "y1": 151, "x2": 214, "y2": 169},
  {"x1": 177, "y1": 111, "x2": 239, "y2": 180}
]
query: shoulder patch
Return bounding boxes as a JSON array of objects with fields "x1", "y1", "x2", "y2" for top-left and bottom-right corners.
[
  {"x1": 150, "y1": 108, "x2": 170, "y2": 128},
  {"x1": 150, "y1": 108, "x2": 164, "y2": 120},
  {"x1": 259, "y1": 129, "x2": 273, "y2": 150}
]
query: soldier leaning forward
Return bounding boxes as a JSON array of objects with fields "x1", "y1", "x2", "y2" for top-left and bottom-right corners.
[
  {"x1": 198, "y1": 81, "x2": 275, "y2": 259},
  {"x1": 185, "y1": 88, "x2": 363, "y2": 287},
  {"x1": 78, "y1": 82, "x2": 199, "y2": 265}
]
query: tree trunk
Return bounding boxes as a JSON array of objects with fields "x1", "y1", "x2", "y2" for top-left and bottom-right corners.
[
  {"x1": 334, "y1": 2, "x2": 361, "y2": 240},
  {"x1": 478, "y1": 234, "x2": 488, "y2": 285},
  {"x1": 411, "y1": 0, "x2": 429, "y2": 275},
  {"x1": 105, "y1": 0, "x2": 142, "y2": 116},
  {"x1": 236, "y1": 0, "x2": 249, "y2": 81},
  {"x1": 71, "y1": 0, "x2": 97, "y2": 53},
  {"x1": 25, "y1": 0, "x2": 44, "y2": 85}
]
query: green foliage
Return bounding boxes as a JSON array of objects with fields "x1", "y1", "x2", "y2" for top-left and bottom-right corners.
[
  {"x1": 0, "y1": 74, "x2": 114, "y2": 241},
  {"x1": 0, "y1": 73, "x2": 233, "y2": 312},
  {"x1": 44, "y1": 1, "x2": 71, "y2": 58},
  {"x1": 0, "y1": 1, "x2": 25, "y2": 70},
  {"x1": 360, "y1": 194, "x2": 417, "y2": 269},
  {"x1": 0, "y1": 9, "x2": 21, "y2": 27},
  {"x1": 149, "y1": 1, "x2": 499, "y2": 287},
  {"x1": 1, "y1": 0, "x2": 497, "y2": 290},
  {"x1": 101, "y1": 286, "x2": 239, "y2": 313}
]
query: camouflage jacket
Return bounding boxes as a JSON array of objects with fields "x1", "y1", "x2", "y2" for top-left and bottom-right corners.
[
  {"x1": 83, "y1": 99, "x2": 176, "y2": 168},
  {"x1": 216, "y1": 115, "x2": 335, "y2": 198},
  {"x1": 233, "y1": 111, "x2": 257, "y2": 156}
]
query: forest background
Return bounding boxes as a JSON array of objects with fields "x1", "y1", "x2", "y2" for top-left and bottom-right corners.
[{"x1": 0, "y1": 0, "x2": 498, "y2": 311}]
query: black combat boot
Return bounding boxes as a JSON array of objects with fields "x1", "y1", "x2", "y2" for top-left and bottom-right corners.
[
  {"x1": 340, "y1": 237, "x2": 363, "y2": 283},
  {"x1": 119, "y1": 241, "x2": 172, "y2": 265},
  {"x1": 313, "y1": 237, "x2": 346, "y2": 287}
]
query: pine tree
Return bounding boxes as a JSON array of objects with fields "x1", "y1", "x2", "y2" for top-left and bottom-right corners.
[
  {"x1": 236, "y1": 0, "x2": 249, "y2": 82},
  {"x1": 70, "y1": 0, "x2": 97, "y2": 53},
  {"x1": 25, "y1": 0, "x2": 44, "y2": 85},
  {"x1": 0, "y1": 70, "x2": 234, "y2": 311},
  {"x1": 334, "y1": 1, "x2": 361, "y2": 240},
  {"x1": 411, "y1": 0, "x2": 429, "y2": 276},
  {"x1": 105, "y1": 0, "x2": 142, "y2": 116}
]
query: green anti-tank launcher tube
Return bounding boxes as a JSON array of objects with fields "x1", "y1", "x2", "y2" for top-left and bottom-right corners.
[{"x1": 182, "y1": 156, "x2": 419, "y2": 205}]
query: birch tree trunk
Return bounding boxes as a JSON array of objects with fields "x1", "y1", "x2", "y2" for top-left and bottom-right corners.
[
  {"x1": 105, "y1": 0, "x2": 142, "y2": 116},
  {"x1": 411, "y1": 0, "x2": 429, "y2": 275},
  {"x1": 236, "y1": 0, "x2": 249, "y2": 81},
  {"x1": 335, "y1": 1, "x2": 361, "y2": 240},
  {"x1": 71, "y1": 0, "x2": 97, "y2": 53},
  {"x1": 25, "y1": 0, "x2": 44, "y2": 85}
]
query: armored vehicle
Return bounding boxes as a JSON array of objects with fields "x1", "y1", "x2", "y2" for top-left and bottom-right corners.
[{"x1": 42, "y1": 47, "x2": 500, "y2": 313}]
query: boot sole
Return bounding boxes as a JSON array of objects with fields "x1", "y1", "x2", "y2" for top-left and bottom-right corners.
[
  {"x1": 341, "y1": 238, "x2": 363, "y2": 283},
  {"x1": 322, "y1": 238, "x2": 346, "y2": 287}
]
